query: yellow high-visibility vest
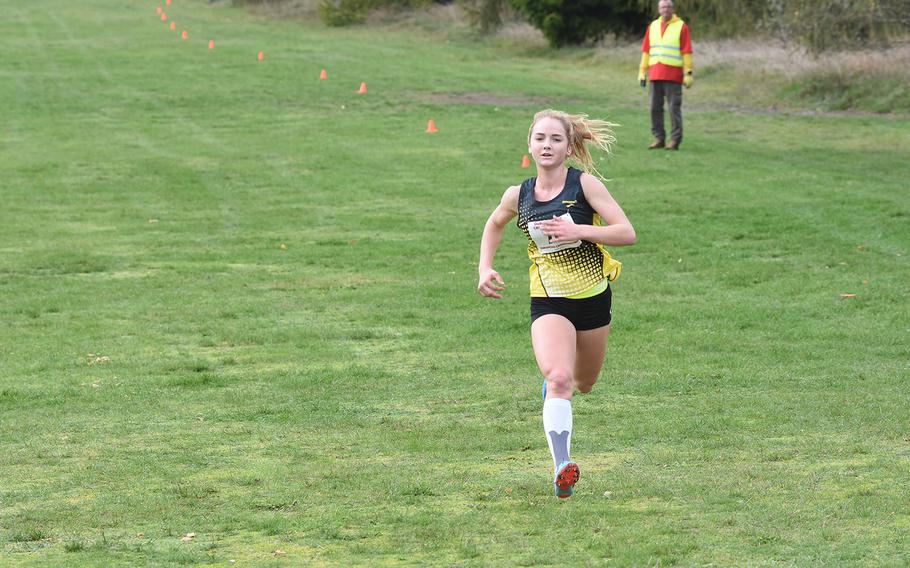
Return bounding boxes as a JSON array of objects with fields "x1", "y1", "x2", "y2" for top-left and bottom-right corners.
[{"x1": 648, "y1": 18, "x2": 684, "y2": 68}]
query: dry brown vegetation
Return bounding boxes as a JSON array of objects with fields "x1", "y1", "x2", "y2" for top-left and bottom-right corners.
[{"x1": 698, "y1": 38, "x2": 910, "y2": 81}]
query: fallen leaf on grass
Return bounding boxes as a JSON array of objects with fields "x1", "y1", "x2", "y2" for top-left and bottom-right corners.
[
  {"x1": 279, "y1": 243, "x2": 287, "y2": 250},
  {"x1": 274, "y1": 549, "x2": 286, "y2": 557},
  {"x1": 603, "y1": 491, "x2": 613, "y2": 498},
  {"x1": 148, "y1": 219, "x2": 159, "y2": 224},
  {"x1": 840, "y1": 293, "x2": 857, "y2": 299},
  {"x1": 181, "y1": 532, "x2": 195, "y2": 542},
  {"x1": 136, "y1": 532, "x2": 144, "y2": 538}
]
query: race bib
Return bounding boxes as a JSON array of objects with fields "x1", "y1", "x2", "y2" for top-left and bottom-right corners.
[{"x1": 527, "y1": 213, "x2": 582, "y2": 254}]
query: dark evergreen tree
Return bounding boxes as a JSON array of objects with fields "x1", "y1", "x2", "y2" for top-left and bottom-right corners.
[{"x1": 509, "y1": 0, "x2": 650, "y2": 46}]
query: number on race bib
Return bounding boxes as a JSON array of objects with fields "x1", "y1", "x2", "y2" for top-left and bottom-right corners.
[{"x1": 527, "y1": 213, "x2": 582, "y2": 254}]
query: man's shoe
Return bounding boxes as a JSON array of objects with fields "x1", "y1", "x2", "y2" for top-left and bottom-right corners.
[
  {"x1": 666, "y1": 140, "x2": 680, "y2": 150},
  {"x1": 648, "y1": 139, "x2": 665, "y2": 149},
  {"x1": 554, "y1": 461, "x2": 579, "y2": 499}
]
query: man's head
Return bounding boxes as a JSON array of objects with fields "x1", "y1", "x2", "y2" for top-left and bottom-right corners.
[{"x1": 658, "y1": 0, "x2": 674, "y2": 21}]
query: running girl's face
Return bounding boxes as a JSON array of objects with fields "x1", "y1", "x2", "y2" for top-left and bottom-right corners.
[{"x1": 529, "y1": 117, "x2": 571, "y2": 169}]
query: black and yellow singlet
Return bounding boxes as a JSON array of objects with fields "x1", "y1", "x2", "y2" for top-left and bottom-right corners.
[{"x1": 516, "y1": 167, "x2": 622, "y2": 298}]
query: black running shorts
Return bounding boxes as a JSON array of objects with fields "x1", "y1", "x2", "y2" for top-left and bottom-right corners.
[{"x1": 530, "y1": 286, "x2": 612, "y2": 331}]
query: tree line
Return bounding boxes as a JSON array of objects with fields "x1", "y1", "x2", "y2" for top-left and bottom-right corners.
[{"x1": 244, "y1": 0, "x2": 909, "y2": 52}]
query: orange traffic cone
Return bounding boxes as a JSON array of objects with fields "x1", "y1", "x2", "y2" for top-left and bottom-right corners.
[
  {"x1": 161, "y1": 12, "x2": 167, "y2": 21},
  {"x1": 258, "y1": 51, "x2": 264, "y2": 61},
  {"x1": 181, "y1": 30, "x2": 187, "y2": 40},
  {"x1": 170, "y1": 21, "x2": 176, "y2": 30},
  {"x1": 425, "y1": 119, "x2": 438, "y2": 133},
  {"x1": 319, "y1": 69, "x2": 327, "y2": 80},
  {"x1": 521, "y1": 154, "x2": 531, "y2": 168},
  {"x1": 357, "y1": 82, "x2": 367, "y2": 94},
  {"x1": 209, "y1": 40, "x2": 215, "y2": 49}
]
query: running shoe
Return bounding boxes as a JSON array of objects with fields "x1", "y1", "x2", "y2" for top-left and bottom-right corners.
[{"x1": 554, "y1": 460, "x2": 579, "y2": 499}]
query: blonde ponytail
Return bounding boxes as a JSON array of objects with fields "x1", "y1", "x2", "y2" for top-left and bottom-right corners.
[{"x1": 528, "y1": 109, "x2": 617, "y2": 179}]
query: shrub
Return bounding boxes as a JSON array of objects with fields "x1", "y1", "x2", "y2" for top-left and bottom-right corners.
[
  {"x1": 509, "y1": 0, "x2": 650, "y2": 47},
  {"x1": 318, "y1": 0, "x2": 440, "y2": 26},
  {"x1": 458, "y1": 0, "x2": 507, "y2": 33},
  {"x1": 764, "y1": 0, "x2": 903, "y2": 53},
  {"x1": 319, "y1": 0, "x2": 370, "y2": 25}
]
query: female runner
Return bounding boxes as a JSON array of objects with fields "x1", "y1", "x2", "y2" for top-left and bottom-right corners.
[{"x1": 477, "y1": 110, "x2": 636, "y2": 498}]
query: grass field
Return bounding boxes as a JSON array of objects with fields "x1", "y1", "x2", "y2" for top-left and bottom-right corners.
[{"x1": 2, "y1": 0, "x2": 910, "y2": 565}]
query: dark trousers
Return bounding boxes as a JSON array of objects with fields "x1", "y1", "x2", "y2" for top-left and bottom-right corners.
[{"x1": 650, "y1": 80, "x2": 683, "y2": 143}]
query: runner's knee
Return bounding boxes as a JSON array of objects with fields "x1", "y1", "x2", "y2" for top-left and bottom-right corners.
[{"x1": 544, "y1": 368, "x2": 573, "y2": 392}]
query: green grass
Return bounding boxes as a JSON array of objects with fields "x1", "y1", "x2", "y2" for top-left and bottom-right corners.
[
  {"x1": 2, "y1": 0, "x2": 910, "y2": 565},
  {"x1": 782, "y1": 70, "x2": 910, "y2": 113}
]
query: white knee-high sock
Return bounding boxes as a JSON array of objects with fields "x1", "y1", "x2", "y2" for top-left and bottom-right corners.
[{"x1": 543, "y1": 397, "x2": 573, "y2": 474}]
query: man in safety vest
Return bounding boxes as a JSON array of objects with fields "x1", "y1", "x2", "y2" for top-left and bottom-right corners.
[{"x1": 638, "y1": 0, "x2": 693, "y2": 150}]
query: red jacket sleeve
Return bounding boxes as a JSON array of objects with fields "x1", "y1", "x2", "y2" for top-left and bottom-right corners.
[
  {"x1": 680, "y1": 24, "x2": 692, "y2": 54},
  {"x1": 642, "y1": 30, "x2": 650, "y2": 53}
]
